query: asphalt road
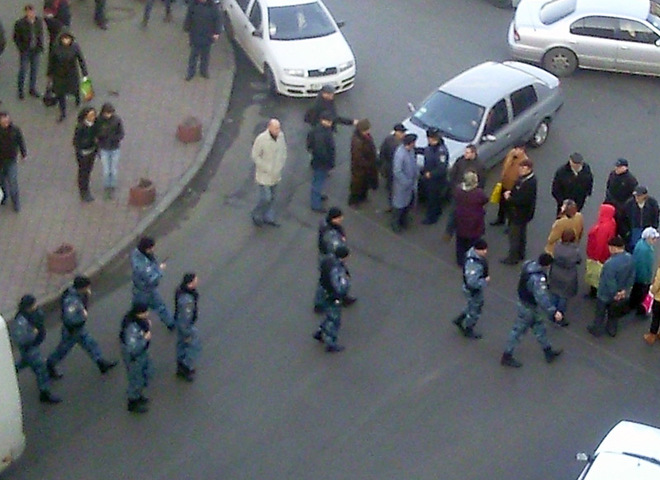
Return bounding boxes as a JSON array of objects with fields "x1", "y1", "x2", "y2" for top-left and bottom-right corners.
[{"x1": 6, "y1": 1, "x2": 660, "y2": 479}]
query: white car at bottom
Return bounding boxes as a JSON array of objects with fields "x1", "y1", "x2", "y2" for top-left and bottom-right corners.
[
  {"x1": 220, "y1": 0, "x2": 356, "y2": 97},
  {"x1": 576, "y1": 420, "x2": 660, "y2": 479}
]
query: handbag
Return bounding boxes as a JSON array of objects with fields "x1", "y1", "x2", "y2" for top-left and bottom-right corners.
[
  {"x1": 43, "y1": 82, "x2": 57, "y2": 107},
  {"x1": 80, "y1": 76, "x2": 94, "y2": 103},
  {"x1": 489, "y1": 182, "x2": 502, "y2": 204},
  {"x1": 641, "y1": 290, "x2": 654, "y2": 315}
]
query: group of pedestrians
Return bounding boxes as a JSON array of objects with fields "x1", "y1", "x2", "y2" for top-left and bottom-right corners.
[{"x1": 10, "y1": 236, "x2": 202, "y2": 413}]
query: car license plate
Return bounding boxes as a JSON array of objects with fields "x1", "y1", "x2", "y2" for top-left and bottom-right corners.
[{"x1": 311, "y1": 83, "x2": 322, "y2": 90}]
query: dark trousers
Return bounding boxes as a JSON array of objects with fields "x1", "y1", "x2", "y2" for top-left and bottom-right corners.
[
  {"x1": 143, "y1": 0, "x2": 173, "y2": 22},
  {"x1": 456, "y1": 236, "x2": 477, "y2": 267},
  {"x1": 590, "y1": 299, "x2": 623, "y2": 336},
  {"x1": 0, "y1": 160, "x2": 20, "y2": 211},
  {"x1": 629, "y1": 282, "x2": 650, "y2": 314},
  {"x1": 650, "y1": 300, "x2": 660, "y2": 334},
  {"x1": 422, "y1": 180, "x2": 444, "y2": 223},
  {"x1": 507, "y1": 221, "x2": 528, "y2": 262},
  {"x1": 391, "y1": 204, "x2": 411, "y2": 232},
  {"x1": 76, "y1": 151, "x2": 96, "y2": 195},
  {"x1": 18, "y1": 50, "x2": 40, "y2": 95},
  {"x1": 495, "y1": 195, "x2": 508, "y2": 223},
  {"x1": 57, "y1": 91, "x2": 81, "y2": 118},
  {"x1": 94, "y1": 0, "x2": 107, "y2": 25},
  {"x1": 187, "y1": 43, "x2": 211, "y2": 78}
]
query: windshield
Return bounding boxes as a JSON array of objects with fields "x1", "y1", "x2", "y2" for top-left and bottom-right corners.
[
  {"x1": 410, "y1": 91, "x2": 484, "y2": 143},
  {"x1": 268, "y1": 3, "x2": 336, "y2": 41}
]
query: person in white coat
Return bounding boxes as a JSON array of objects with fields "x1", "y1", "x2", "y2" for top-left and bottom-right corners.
[{"x1": 251, "y1": 118, "x2": 287, "y2": 227}]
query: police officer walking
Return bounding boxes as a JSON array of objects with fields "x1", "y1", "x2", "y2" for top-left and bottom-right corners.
[
  {"x1": 501, "y1": 253, "x2": 564, "y2": 368},
  {"x1": 174, "y1": 273, "x2": 201, "y2": 382},
  {"x1": 119, "y1": 303, "x2": 153, "y2": 413},
  {"x1": 10, "y1": 294, "x2": 61, "y2": 404},
  {"x1": 313, "y1": 246, "x2": 352, "y2": 353},
  {"x1": 418, "y1": 127, "x2": 449, "y2": 225},
  {"x1": 47, "y1": 276, "x2": 117, "y2": 378},
  {"x1": 313, "y1": 207, "x2": 356, "y2": 313},
  {"x1": 130, "y1": 236, "x2": 175, "y2": 330},
  {"x1": 452, "y1": 239, "x2": 489, "y2": 339}
]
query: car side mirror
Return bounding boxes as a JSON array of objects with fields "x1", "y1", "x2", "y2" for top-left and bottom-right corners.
[
  {"x1": 407, "y1": 102, "x2": 416, "y2": 113},
  {"x1": 252, "y1": 29, "x2": 263, "y2": 38},
  {"x1": 576, "y1": 452, "x2": 592, "y2": 462},
  {"x1": 482, "y1": 134, "x2": 497, "y2": 142},
  {"x1": 336, "y1": 20, "x2": 346, "y2": 28}
]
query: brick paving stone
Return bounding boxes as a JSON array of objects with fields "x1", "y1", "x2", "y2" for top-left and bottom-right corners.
[{"x1": 0, "y1": 0, "x2": 235, "y2": 315}]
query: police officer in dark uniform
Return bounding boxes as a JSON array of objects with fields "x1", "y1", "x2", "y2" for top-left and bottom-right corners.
[
  {"x1": 452, "y1": 239, "x2": 489, "y2": 339},
  {"x1": 313, "y1": 207, "x2": 356, "y2": 313},
  {"x1": 418, "y1": 127, "x2": 449, "y2": 225},
  {"x1": 174, "y1": 273, "x2": 201, "y2": 382},
  {"x1": 501, "y1": 253, "x2": 564, "y2": 368},
  {"x1": 47, "y1": 276, "x2": 117, "y2": 378},
  {"x1": 120, "y1": 303, "x2": 153, "y2": 413},
  {"x1": 313, "y1": 246, "x2": 351, "y2": 353},
  {"x1": 10, "y1": 294, "x2": 61, "y2": 404}
]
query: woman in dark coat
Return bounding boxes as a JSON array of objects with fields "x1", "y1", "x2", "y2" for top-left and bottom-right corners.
[
  {"x1": 72, "y1": 107, "x2": 97, "y2": 202},
  {"x1": 454, "y1": 171, "x2": 488, "y2": 266},
  {"x1": 548, "y1": 229, "x2": 581, "y2": 326},
  {"x1": 47, "y1": 30, "x2": 87, "y2": 122},
  {"x1": 348, "y1": 118, "x2": 378, "y2": 207}
]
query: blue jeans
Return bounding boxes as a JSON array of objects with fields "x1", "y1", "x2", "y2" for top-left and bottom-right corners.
[
  {"x1": 187, "y1": 42, "x2": 211, "y2": 78},
  {"x1": 100, "y1": 149, "x2": 120, "y2": 188},
  {"x1": 0, "y1": 161, "x2": 20, "y2": 211},
  {"x1": 311, "y1": 169, "x2": 328, "y2": 210},
  {"x1": 47, "y1": 327, "x2": 103, "y2": 366},
  {"x1": 133, "y1": 288, "x2": 174, "y2": 329},
  {"x1": 18, "y1": 50, "x2": 40, "y2": 95},
  {"x1": 252, "y1": 184, "x2": 277, "y2": 224}
]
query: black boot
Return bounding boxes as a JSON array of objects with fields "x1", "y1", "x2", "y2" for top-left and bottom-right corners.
[
  {"x1": 342, "y1": 296, "x2": 357, "y2": 307},
  {"x1": 543, "y1": 347, "x2": 563, "y2": 363},
  {"x1": 312, "y1": 330, "x2": 324, "y2": 343},
  {"x1": 326, "y1": 344, "x2": 345, "y2": 353},
  {"x1": 452, "y1": 313, "x2": 466, "y2": 333},
  {"x1": 128, "y1": 399, "x2": 149, "y2": 413},
  {"x1": 98, "y1": 359, "x2": 118, "y2": 374},
  {"x1": 463, "y1": 327, "x2": 482, "y2": 339},
  {"x1": 39, "y1": 390, "x2": 62, "y2": 404},
  {"x1": 47, "y1": 361, "x2": 63, "y2": 379},
  {"x1": 138, "y1": 395, "x2": 150, "y2": 404},
  {"x1": 176, "y1": 363, "x2": 195, "y2": 382},
  {"x1": 500, "y1": 352, "x2": 522, "y2": 368}
]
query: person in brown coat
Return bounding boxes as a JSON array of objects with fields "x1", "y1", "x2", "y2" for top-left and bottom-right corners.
[
  {"x1": 491, "y1": 144, "x2": 528, "y2": 226},
  {"x1": 348, "y1": 118, "x2": 378, "y2": 207},
  {"x1": 544, "y1": 199, "x2": 584, "y2": 255}
]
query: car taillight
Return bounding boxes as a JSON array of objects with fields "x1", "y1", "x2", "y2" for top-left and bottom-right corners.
[{"x1": 513, "y1": 26, "x2": 520, "y2": 42}]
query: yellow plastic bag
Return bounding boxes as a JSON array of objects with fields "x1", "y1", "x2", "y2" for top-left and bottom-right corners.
[
  {"x1": 489, "y1": 182, "x2": 502, "y2": 204},
  {"x1": 80, "y1": 77, "x2": 94, "y2": 103},
  {"x1": 585, "y1": 258, "x2": 603, "y2": 288}
]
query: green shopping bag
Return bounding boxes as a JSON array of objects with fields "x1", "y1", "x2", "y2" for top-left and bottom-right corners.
[{"x1": 80, "y1": 76, "x2": 94, "y2": 103}]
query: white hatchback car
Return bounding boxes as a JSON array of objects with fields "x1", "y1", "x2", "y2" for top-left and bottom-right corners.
[
  {"x1": 576, "y1": 420, "x2": 660, "y2": 479},
  {"x1": 220, "y1": 0, "x2": 356, "y2": 97}
]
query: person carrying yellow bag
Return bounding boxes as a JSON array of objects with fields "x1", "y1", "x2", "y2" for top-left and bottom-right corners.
[{"x1": 490, "y1": 145, "x2": 528, "y2": 226}]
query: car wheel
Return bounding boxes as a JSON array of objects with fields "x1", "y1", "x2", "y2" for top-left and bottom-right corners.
[
  {"x1": 529, "y1": 119, "x2": 550, "y2": 148},
  {"x1": 264, "y1": 65, "x2": 278, "y2": 96},
  {"x1": 224, "y1": 13, "x2": 235, "y2": 41},
  {"x1": 542, "y1": 47, "x2": 578, "y2": 77}
]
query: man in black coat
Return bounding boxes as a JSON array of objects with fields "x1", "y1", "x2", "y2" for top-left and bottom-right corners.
[
  {"x1": 0, "y1": 112, "x2": 27, "y2": 212},
  {"x1": 184, "y1": 0, "x2": 222, "y2": 81},
  {"x1": 13, "y1": 4, "x2": 44, "y2": 99},
  {"x1": 619, "y1": 186, "x2": 660, "y2": 251},
  {"x1": 304, "y1": 84, "x2": 356, "y2": 129},
  {"x1": 501, "y1": 159, "x2": 537, "y2": 265},
  {"x1": 604, "y1": 158, "x2": 638, "y2": 213},
  {"x1": 551, "y1": 152, "x2": 593, "y2": 213},
  {"x1": 308, "y1": 111, "x2": 336, "y2": 213}
]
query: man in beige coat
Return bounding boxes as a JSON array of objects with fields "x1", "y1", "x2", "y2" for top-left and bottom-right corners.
[{"x1": 251, "y1": 118, "x2": 287, "y2": 227}]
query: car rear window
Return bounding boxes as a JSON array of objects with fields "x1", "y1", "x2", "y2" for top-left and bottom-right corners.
[{"x1": 539, "y1": 0, "x2": 577, "y2": 25}]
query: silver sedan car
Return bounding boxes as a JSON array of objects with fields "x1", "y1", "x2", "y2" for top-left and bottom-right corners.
[{"x1": 508, "y1": 0, "x2": 660, "y2": 77}]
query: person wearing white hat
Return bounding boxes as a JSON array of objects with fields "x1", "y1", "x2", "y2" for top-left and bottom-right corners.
[{"x1": 629, "y1": 227, "x2": 660, "y2": 316}]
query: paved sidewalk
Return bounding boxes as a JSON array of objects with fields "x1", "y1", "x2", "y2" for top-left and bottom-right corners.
[{"x1": 0, "y1": 0, "x2": 235, "y2": 316}]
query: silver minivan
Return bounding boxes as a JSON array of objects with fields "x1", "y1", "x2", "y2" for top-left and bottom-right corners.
[
  {"x1": 403, "y1": 61, "x2": 564, "y2": 169},
  {"x1": 509, "y1": 0, "x2": 660, "y2": 77}
]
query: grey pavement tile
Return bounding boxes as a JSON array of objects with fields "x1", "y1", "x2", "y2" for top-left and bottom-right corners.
[{"x1": 0, "y1": 0, "x2": 234, "y2": 315}]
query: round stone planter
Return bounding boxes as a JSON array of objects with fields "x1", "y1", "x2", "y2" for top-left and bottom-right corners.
[
  {"x1": 129, "y1": 178, "x2": 156, "y2": 207},
  {"x1": 47, "y1": 244, "x2": 77, "y2": 274},
  {"x1": 176, "y1": 116, "x2": 202, "y2": 144}
]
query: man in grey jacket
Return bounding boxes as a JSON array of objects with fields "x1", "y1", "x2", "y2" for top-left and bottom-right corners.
[
  {"x1": 391, "y1": 133, "x2": 418, "y2": 233},
  {"x1": 251, "y1": 118, "x2": 287, "y2": 227},
  {"x1": 587, "y1": 235, "x2": 635, "y2": 337}
]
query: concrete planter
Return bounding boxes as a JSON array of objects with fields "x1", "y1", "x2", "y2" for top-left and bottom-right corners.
[
  {"x1": 176, "y1": 116, "x2": 202, "y2": 144},
  {"x1": 47, "y1": 244, "x2": 77, "y2": 274},
  {"x1": 129, "y1": 178, "x2": 156, "y2": 207}
]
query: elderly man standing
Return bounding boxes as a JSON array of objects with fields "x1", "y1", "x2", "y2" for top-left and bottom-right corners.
[
  {"x1": 251, "y1": 118, "x2": 287, "y2": 227},
  {"x1": 391, "y1": 133, "x2": 418, "y2": 233}
]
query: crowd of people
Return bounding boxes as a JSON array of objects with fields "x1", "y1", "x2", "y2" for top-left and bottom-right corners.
[{"x1": 11, "y1": 236, "x2": 200, "y2": 413}]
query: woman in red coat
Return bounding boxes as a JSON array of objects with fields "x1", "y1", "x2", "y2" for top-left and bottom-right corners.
[{"x1": 585, "y1": 203, "x2": 617, "y2": 296}]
